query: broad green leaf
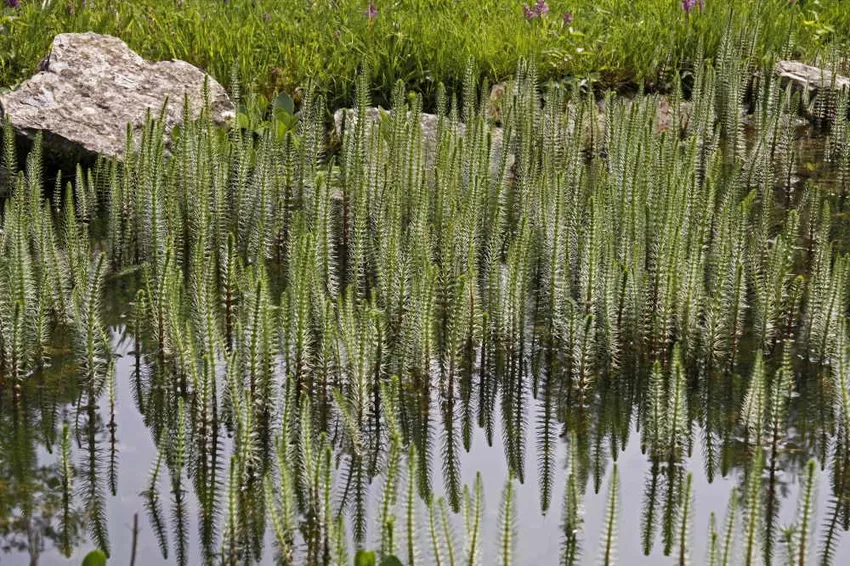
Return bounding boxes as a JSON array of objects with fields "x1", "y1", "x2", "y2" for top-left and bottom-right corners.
[
  {"x1": 274, "y1": 92, "x2": 295, "y2": 115},
  {"x1": 354, "y1": 550, "x2": 377, "y2": 566},
  {"x1": 82, "y1": 549, "x2": 107, "y2": 566}
]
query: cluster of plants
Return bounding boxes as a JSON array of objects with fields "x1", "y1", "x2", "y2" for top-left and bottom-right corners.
[
  {"x1": 1, "y1": 0, "x2": 850, "y2": 107},
  {"x1": 4, "y1": 27, "x2": 850, "y2": 566}
]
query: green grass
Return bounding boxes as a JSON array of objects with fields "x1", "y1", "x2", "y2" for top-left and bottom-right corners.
[{"x1": 1, "y1": 0, "x2": 848, "y2": 108}]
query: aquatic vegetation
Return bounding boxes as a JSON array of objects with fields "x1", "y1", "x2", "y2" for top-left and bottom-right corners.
[{"x1": 4, "y1": 25, "x2": 850, "y2": 565}]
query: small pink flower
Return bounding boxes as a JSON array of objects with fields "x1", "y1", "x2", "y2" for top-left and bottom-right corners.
[
  {"x1": 5, "y1": 0, "x2": 20, "y2": 7},
  {"x1": 562, "y1": 11, "x2": 573, "y2": 25},
  {"x1": 523, "y1": 3, "x2": 537, "y2": 19}
]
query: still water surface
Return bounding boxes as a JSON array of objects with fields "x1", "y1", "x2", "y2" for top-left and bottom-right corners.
[
  {"x1": 3, "y1": 131, "x2": 850, "y2": 566},
  {"x1": 4, "y1": 323, "x2": 850, "y2": 565}
]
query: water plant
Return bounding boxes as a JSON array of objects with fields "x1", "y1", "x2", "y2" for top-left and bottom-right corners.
[{"x1": 3, "y1": 22, "x2": 850, "y2": 564}]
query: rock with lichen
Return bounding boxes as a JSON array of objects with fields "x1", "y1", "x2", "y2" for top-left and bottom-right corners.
[
  {"x1": 0, "y1": 32, "x2": 233, "y2": 166},
  {"x1": 775, "y1": 60, "x2": 850, "y2": 92},
  {"x1": 332, "y1": 107, "x2": 510, "y2": 180}
]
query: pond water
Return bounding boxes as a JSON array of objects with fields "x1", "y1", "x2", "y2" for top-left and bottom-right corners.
[
  {"x1": 3, "y1": 106, "x2": 850, "y2": 566},
  {"x1": 4, "y1": 264, "x2": 850, "y2": 565}
]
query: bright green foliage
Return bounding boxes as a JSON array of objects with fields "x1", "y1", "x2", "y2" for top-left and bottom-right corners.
[
  {"x1": 498, "y1": 476, "x2": 516, "y2": 566},
  {"x1": 677, "y1": 472, "x2": 694, "y2": 566},
  {"x1": 793, "y1": 459, "x2": 818, "y2": 566},
  {"x1": 719, "y1": 488, "x2": 738, "y2": 566},
  {"x1": 561, "y1": 435, "x2": 583, "y2": 566},
  {"x1": 2, "y1": 1, "x2": 849, "y2": 109},
  {"x1": 706, "y1": 512, "x2": 718, "y2": 566},
  {"x1": 598, "y1": 464, "x2": 619, "y2": 566},
  {"x1": 81, "y1": 549, "x2": 106, "y2": 566},
  {"x1": 356, "y1": 550, "x2": 376, "y2": 566},
  {"x1": 742, "y1": 451, "x2": 764, "y2": 566},
  {"x1": 60, "y1": 422, "x2": 75, "y2": 558}
]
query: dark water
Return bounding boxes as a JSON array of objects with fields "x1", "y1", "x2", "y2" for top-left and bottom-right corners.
[{"x1": 3, "y1": 133, "x2": 850, "y2": 566}]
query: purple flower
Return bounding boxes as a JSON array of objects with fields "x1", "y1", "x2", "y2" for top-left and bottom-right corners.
[
  {"x1": 535, "y1": 0, "x2": 549, "y2": 16},
  {"x1": 5, "y1": 0, "x2": 20, "y2": 8},
  {"x1": 681, "y1": 0, "x2": 704, "y2": 12},
  {"x1": 364, "y1": 3, "x2": 378, "y2": 22},
  {"x1": 562, "y1": 10, "x2": 573, "y2": 25},
  {"x1": 524, "y1": 1, "x2": 551, "y2": 20}
]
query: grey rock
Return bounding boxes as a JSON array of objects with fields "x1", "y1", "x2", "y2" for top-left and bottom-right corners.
[
  {"x1": 332, "y1": 107, "x2": 510, "y2": 178},
  {"x1": 0, "y1": 32, "x2": 234, "y2": 164},
  {"x1": 333, "y1": 107, "x2": 444, "y2": 144},
  {"x1": 655, "y1": 96, "x2": 694, "y2": 135},
  {"x1": 775, "y1": 60, "x2": 850, "y2": 92}
]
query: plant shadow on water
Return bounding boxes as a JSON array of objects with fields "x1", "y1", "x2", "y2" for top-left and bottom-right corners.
[{"x1": 5, "y1": 30, "x2": 850, "y2": 566}]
